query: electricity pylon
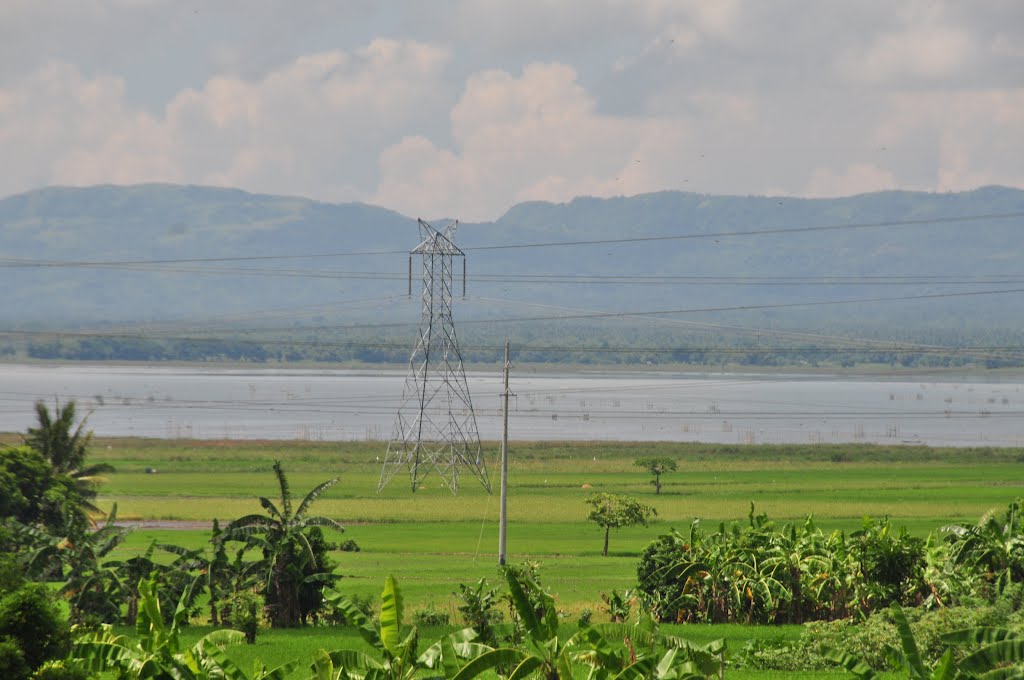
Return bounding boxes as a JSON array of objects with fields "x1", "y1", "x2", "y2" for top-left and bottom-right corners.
[{"x1": 378, "y1": 219, "x2": 490, "y2": 495}]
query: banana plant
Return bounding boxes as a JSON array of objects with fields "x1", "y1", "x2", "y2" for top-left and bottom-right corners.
[
  {"x1": 19, "y1": 503, "x2": 131, "y2": 624},
  {"x1": 946, "y1": 499, "x2": 1024, "y2": 595},
  {"x1": 942, "y1": 626, "x2": 1024, "y2": 678},
  {"x1": 73, "y1": 575, "x2": 295, "y2": 679},
  {"x1": 445, "y1": 567, "x2": 723, "y2": 680},
  {"x1": 314, "y1": 575, "x2": 486, "y2": 680},
  {"x1": 222, "y1": 461, "x2": 344, "y2": 628}
]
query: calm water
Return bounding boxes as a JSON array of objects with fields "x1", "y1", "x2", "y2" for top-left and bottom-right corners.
[{"x1": 1, "y1": 363, "x2": 1022, "y2": 446}]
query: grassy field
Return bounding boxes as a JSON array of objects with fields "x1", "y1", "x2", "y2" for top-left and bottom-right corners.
[
  {"x1": 11, "y1": 434, "x2": 1022, "y2": 678},
  {"x1": 73, "y1": 437, "x2": 1024, "y2": 614}
]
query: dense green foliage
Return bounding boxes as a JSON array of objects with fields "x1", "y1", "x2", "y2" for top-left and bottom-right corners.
[
  {"x1": 637, "y1": 499, "x2": 1024, "y2": 626},
  {"x1": 221, "y1": 462, "x2": 343, "y2": 628},
  {"x1": 0, "y1": 583, "x2": 72, "y2": 680}
]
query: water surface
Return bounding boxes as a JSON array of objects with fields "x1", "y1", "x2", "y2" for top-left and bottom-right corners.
[{"x1": 1, "y1": 364, "x2": 1021, "y2": 446}]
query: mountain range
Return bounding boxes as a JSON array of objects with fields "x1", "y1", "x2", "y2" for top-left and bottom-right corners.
[{"x1": 1, "y1": 183, "x2": 1023, "y2": 362}]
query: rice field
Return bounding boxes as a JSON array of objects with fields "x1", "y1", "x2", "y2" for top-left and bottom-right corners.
[
  {"x1": 87, "y1": 437, "x2": 1024, "y2": 615},
  {"x1": 7, "y1": 435, "x2": 1018, "y2": 678}
]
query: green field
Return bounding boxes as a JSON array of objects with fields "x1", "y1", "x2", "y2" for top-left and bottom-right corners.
[
  {"x1": 13, "y1": 435, "x2": 1020, "y2": 677},
  {"x1": 65, "y1": 437, "x2": 1024, "y2": 613}
]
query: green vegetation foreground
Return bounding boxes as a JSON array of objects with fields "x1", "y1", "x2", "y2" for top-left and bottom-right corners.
[
  {"x1": 7, "y1": 408, "x2": 1024, "y2": 679},
  {"x1": 9, "y1": 433, "x2": 1022, "y2": 613}
]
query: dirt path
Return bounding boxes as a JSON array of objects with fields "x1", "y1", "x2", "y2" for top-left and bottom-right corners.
[{"x1": 115, "y1": 520, "x2": 213, "y2": 530}]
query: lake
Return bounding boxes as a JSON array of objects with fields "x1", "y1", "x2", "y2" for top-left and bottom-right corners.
[{"x1": 1, "y1": 363, "x2": 1022, "y2": 446}]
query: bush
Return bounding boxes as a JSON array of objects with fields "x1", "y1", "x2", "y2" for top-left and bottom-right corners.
[
  {"x1": 0, "y1": 585, "x2": 70, "y2": 671},
  {"x1": 455, "y1": 578, "x2": 502, "y2": 645},
  {"x1": 228, "y1": 591, "x2": 264, "y2": 645},
  {"x1": 787, "y1": 604, "x2": 1014, "y2": 672},
  {"x1": 339, "y1": 539, "x2": 361, "y2": 552},
  {"x1": 577, "y1": 608, "x2": 593, "y2": 627},
  {"x1": 734, "y1": 639, "x2": 814, "y2": 672},
  {"x1": 412, "y1": 606, "x2": 450, "y2": 626},
  {"x1": 0, "y1": 554, "x2": 25, "y2": 596},
  {"x1": 0, "y1": 637, "x2": 30, "y2": 680},
  {"x1": 31, "y1": 660, "x2": 91, "y2": 680}
]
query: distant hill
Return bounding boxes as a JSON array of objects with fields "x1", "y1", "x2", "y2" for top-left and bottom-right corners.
[{"x1": 1, "y1": 183, "x2": 1023, "y2": 365}]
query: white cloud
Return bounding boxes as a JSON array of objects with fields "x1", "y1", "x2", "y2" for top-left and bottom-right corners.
[
  {"x1": 0, "y1": 40, "x2": 452, "y2": 201},
  {"x1": 837, "y1": 24, "x2": 976, "y2": 84},
  {"x1": 373, "y1": 62, "x2": 694, "y2": 220},
  {"x1": 1, "y1": 2, "x2": 1022, "y2": 218}
]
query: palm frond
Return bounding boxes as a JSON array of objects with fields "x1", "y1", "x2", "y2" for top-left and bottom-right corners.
[
  {"x1": 273, "y1": 460, "x2": 293, "y2": 519},
  {"x1": 295, "y1": 477, "x2": 341, "y2": 519}
]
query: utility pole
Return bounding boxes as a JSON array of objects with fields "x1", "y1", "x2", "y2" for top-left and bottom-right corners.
[{"x1": 499, "y1": 341, "x2": 511, "y2": 565}]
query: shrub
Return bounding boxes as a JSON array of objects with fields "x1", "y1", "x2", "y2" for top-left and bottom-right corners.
[
  {"x1": 0, "y1": 637, "x2": 29, "y2": 680},
  {"x1": 601, "y1": 589, "x2": 635, "y2": 623},
  {"x1": 228, "y1": 591, "x2": 264, "y2": 644},
  {"x1": 576, "y1": 608, "x2": 593, "y2": 627},
  {"x1": 456, "y1": 578, "x2": 502, "y2": 646},
  {"x1": 31, "y1": 660, "x2": 91, "y2": 680},
  {"x1": 0, "y1": 554, "x2": 25, "y2": 596},
  {"x1": 0, "y1": 585, "x2": 70, "y2": 671},
  {"x1": 791, "y1": 604, "x2": 1013, "y2": 672},
  {"x1": 412, "y1": 606, "x2": 450, "y2": 626}
]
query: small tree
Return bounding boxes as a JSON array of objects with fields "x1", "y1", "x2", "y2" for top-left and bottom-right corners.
[
  {"x1": 635, "y1": 456, "x2": 677, "y2": 495},
  {"x1": 585, "y1": 493, "x2": 656, "y2": 557}
]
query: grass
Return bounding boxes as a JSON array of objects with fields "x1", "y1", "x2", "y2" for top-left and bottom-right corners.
[
  {"x1": 87, "y1": 437, "x2": 1024, "y2": 615},
  {"x1": 22, "y1": 436, "x2": 1024, "y2": 678}
]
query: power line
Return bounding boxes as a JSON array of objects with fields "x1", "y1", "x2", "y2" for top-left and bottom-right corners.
[
  {"x1": 1, "y1": 209, "x2": 1020, "y2": 268},
  {"x1": 463, "y1": 211, "x2": 1024, "y2": 251},
  {"x1": 4, "y1": 286, "x2": 1023, "y2": 341},
  {"x1": 11, "y1": 259, "x2": 1024, "y2": 288}
]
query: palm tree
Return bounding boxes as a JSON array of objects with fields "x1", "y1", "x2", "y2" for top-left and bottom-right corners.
[
  {"x1": 23, "y1": 399, "x2": 114, "y2": 531},
  {"x1": 222, "y1": 461, "x2": 343, "y2": 628}
]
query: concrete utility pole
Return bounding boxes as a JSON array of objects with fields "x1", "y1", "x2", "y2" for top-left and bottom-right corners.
[
  {"x1": 499, "y1": 341, "x2": 511, "y2": 565},
  {"x1": 379, "y1": 219, "x2": 490, "y2": 495}
]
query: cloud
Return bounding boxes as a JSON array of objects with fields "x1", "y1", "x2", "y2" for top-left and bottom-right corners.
[
  {"x1": 373, "y1": 62, "x2": 695, "y2": 220},
  {"x1": 0, "y1": 62, "x2": 174, "y2": 190},
  {"x1": 1, "y1": 2, "x2": 1022, "y2": 219},
  {"x1": 869, "y1": 87, "x2": 1024, "y2": 191},
  {"x1": 838, "y1": 24, "x2": 976, "y2": 83},
  {"x1": 0, "y1": 39, "x2": 452, "y2": 201}
]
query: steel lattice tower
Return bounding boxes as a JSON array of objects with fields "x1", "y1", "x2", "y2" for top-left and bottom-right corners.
[{"x1": 378, "y1": 219, "x2": 491, "y2": 494}]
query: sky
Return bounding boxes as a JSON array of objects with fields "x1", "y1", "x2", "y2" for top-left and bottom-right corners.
[{"x1": 1, "y1": 1, "x2": 1022, "y2": 221}]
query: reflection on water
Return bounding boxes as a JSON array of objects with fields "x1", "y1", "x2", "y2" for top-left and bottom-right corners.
[{"x1": 1, "y1": 363, "x2": 1022, "y2": 447}]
